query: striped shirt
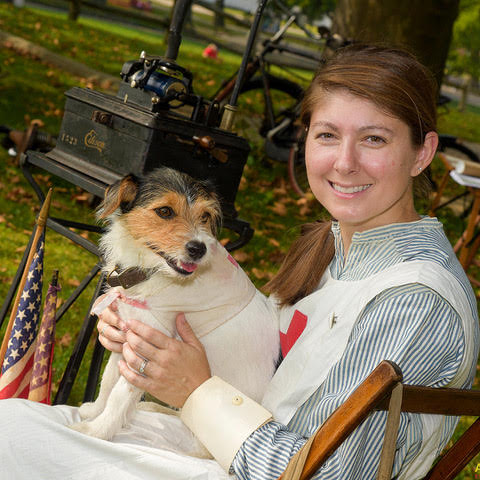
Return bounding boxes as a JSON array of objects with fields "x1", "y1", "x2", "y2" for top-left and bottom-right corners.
[{"x1": 232, "y1": 217, "x2": 479, "y2": 480}]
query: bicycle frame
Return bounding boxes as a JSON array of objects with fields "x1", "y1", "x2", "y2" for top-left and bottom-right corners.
[{"x1": 211, "y1": 8, "x2": 324, "y2": 108}]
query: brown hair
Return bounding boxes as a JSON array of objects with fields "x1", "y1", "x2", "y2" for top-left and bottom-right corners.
[{"x1": 265, "y1": 44, "x2": 438, "y2": 306}]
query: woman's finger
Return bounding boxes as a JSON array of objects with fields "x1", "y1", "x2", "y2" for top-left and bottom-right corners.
[
  {"x1": 122, "y1": 342, "x2": 149, "y2": 375},
  {"x1": 98, "y1": 332, "x2": 124, "y2": 354},
  {"x1": 118, "y1": 359, "x2": 152, "y2": 391},
  {"x1": 124, "y1": 327, "x2": 162, "y2": 361},
  {"x1": 98, "y1": 318, "x2": 126, "y2": 343},
  {"x1": 126, "y1": 319, "x2": 171, "y2": 350}
]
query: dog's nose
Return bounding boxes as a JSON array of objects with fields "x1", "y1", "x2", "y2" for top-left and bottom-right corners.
[{"x1": 186, "y1": 241, "x2": 207, "y2": 260}]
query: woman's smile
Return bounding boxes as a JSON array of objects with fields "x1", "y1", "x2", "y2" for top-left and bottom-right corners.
[{"x1": 329, "y1": 181, "x2": 372, "y2": 195}]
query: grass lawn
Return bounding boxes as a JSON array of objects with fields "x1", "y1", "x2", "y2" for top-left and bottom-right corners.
[{"x1": 1, "y1": 3, "x2": 480, "y2": 476}]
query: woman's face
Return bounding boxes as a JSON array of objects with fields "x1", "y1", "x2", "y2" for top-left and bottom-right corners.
[{"x1": 305, "y1": 90, "x2": 435, "y2": 240}]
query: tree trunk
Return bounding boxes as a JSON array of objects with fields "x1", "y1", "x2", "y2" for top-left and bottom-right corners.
[
  {"x1": 68, "y1": 0, "x2": 82, "y2": 21},
  {"x1": 332, "y1": 0, "x2": 460, "y2": 89},
  {"x1": 214, "y1": 0, "x2": 225, "y2": 29}
]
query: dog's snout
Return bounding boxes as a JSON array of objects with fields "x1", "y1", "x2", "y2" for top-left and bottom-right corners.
[{"x1": 186, "y1": 241, "x2": 207, "y2": 260}]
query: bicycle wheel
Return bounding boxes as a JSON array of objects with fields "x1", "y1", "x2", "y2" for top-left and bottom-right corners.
[
  {"x1": 288, "y1": 126, "x2": 308, "y2": 196},
  {"x1": 438, "y1": 135, "x2": 479, "y2": 163},
  {"x1": 236, "y1": 74, "x2": 305, "y2": 163}
]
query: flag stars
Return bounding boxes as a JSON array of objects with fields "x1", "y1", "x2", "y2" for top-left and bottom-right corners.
[
  {"x1": 21, "y1": 290, "x2": 30, "y2": 302},
  {"x1": 9, "y1": 349, "x2": 20, "y2": 361},
  {"x1": 31, "y1": 282, "x2": 40, "y2": 293},
  {"x1": 27, "y1": 302, "x2": 36, "y2": 313},
  {"x1": 13, "y1": 329, "x2": 22, "y2": 341}
]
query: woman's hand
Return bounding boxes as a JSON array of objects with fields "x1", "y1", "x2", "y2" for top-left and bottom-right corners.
[
  {"x1": 95, "y1": 294, "x2": 128, "y2": 353},
  {"x1": 119, "y1": 313, "x2": 211, "y2": 408}
]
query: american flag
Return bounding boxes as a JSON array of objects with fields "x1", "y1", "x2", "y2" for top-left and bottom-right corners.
[
  {"x1": 0, "y1": 231, "x2": 45, "y2": 399},
  {"x1": 28, "y1": 272, "x2": 60, "y2": 404}
]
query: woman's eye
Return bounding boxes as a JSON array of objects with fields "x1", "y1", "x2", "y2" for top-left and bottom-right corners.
[
  {"x1": 201, "y1": 212, "x2": 211, "y2": 223},
  {"x1": 316, "y1": 132, "x2": 335, "y2": 140},
  {"x1": 154, "y1": 206, "x2": 175, "y2": 219},
  {"x1": 365, "y1": 135, "x2": 386, "y2": 145}
]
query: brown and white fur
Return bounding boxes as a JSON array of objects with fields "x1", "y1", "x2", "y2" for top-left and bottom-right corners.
[{"x1": 69, "y1": 167, "x2": 279, "y2": 449}]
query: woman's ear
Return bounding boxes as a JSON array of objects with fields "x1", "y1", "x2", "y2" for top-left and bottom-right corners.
[{"x1": 412, "y1": 132, "x2": 439, "y2": 176}]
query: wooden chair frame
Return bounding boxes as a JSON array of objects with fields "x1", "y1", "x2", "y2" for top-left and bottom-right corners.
[{"x1": 279, "y1": 360, "x2": 480, "y2": 480}]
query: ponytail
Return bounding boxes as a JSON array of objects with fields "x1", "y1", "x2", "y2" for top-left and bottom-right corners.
[{"x1": 264, "y1": 221, "x2": 335, "y2": 306}]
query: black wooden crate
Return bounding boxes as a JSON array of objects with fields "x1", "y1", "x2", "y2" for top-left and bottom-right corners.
[{"x1": 50, "y1": 86, "x2": 250, "y2": 220}]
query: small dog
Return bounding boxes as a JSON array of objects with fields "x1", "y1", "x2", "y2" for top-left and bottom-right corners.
[{"x1": 70, "y1": 167, "x2": 279, "y2": 449}]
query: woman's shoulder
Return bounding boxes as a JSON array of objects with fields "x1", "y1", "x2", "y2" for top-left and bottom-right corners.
[{"x1": 392, "y1": 217, "x2": 470, "y2": 284}]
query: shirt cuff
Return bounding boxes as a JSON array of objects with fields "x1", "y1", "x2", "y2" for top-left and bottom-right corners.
[{"x1": 180, "y1": 376, "x2": 273, "y2": 471}]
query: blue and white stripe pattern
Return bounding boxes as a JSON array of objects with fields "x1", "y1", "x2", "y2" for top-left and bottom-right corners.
[{"x1": 232, "y1": 217, "x2": 479, "y2": 480}]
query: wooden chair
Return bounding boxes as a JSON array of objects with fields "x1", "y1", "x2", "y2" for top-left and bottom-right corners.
[{"x1": 278, "y1": 360, "x2": 480, "y2": 480}]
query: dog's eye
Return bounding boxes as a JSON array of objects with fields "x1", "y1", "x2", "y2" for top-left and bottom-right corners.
[
  {"x1": 154, "y1": 206, "x2": 175, "y2": 219},
  {"x1": 201, "y1": 212, "x2": 211, "y2": 224}
]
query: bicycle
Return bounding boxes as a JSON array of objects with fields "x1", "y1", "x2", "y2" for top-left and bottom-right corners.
[{"x1": 211, "y1": 0, "x2": 348, "y2": 163}]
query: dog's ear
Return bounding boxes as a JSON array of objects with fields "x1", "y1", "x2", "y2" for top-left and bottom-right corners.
[{"x1": 97, "y1": 174, "x2": 139, "y2": 219}]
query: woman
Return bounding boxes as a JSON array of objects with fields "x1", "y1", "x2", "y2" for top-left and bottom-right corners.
[{"x1": 0, "y1": 44, "x2": 478, "y2": 480}]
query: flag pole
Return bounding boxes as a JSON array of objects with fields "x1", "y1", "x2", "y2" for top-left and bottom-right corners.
[{"x1": 0, "y1": 189, "x2": 53, "y2": 367}]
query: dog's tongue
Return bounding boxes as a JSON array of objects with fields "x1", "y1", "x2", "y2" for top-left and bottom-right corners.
[{"x1": 180, "y1": 262, "x2": 198, "y2": 273}]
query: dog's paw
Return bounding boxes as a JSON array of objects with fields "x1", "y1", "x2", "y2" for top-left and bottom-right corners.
[
  {"x1": 78, "y1": 401, "x2": 103, "y2": 420},
  {"x1": 69, "y1": 420, "x2": 114, "y2": 440}
]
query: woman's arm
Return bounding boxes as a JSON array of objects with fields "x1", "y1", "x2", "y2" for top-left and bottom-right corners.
[{"x1": 232, "y1": 284, "x2": 465, "y2": 480}]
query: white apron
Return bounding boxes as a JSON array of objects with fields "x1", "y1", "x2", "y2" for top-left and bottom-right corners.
[{"x1": 262, "y1": 260, "x2": 477, "y2": 479}]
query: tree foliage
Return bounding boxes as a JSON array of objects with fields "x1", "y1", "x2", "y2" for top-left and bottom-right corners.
[{"x1": 448, "y1": 0, "x2": 480, "y2": 86}]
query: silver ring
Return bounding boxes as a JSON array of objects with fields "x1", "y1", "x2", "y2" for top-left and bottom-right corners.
[
  {"x1": 139, "y1": 358, "x2": 148, "y2": 375},
  {"x1": 100, "y1": 325, "x2": 107, "y2": 336}
]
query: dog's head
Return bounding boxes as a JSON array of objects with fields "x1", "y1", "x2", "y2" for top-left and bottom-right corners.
[{"x1": 98, "y1": 167, "x2": 222, "y2": 278}]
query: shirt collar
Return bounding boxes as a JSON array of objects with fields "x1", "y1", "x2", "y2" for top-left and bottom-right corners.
[{"x1": 330, "y1": 216, "x2": 442, "y2": 272}]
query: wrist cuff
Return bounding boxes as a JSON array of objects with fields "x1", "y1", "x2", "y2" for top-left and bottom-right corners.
[{"x1": 180, "y1": 376, "x2": 272, "y2": 471}]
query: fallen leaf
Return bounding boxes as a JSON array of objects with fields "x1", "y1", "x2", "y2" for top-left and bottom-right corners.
[
  {"x1": 233, "y1": 250, "x2": 253, "y2": 263},
  {"x1": 67, "y1": 278, "x2": 81, "y2": 287},
  {"x1": 269, "y1": 201, "x2": 288, "y2": 216},
  {"x1": 251, "y1": 268, "x2": 267, "y2": 279},
  {"x1": 268, "y1": 238, "x2": 280, "y2": 248},
  {"x1": 56, "y1": 332, "x2": 72, "y2": 347}
]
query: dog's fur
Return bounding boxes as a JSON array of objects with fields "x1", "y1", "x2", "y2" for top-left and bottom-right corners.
[{"x1": 70, "y1": 167, "x2": 279, "y2": 449}]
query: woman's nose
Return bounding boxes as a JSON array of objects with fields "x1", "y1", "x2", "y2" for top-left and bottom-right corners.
[{"x1": 333, "y1": 141, "x2": 359, "y2": 174}]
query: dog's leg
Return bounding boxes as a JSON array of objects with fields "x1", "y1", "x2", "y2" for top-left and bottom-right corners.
[
  {"x1": 77, "y1": 352, "x2": 121, "y2": 420},
  {"x1": 70, "y1": 375, "x2": 142, "y2": 440}
]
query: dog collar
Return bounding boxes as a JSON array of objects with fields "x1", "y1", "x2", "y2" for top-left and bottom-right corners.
[{"x1": 106, "y1": 266, "x2": 156, "y2": 289}]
